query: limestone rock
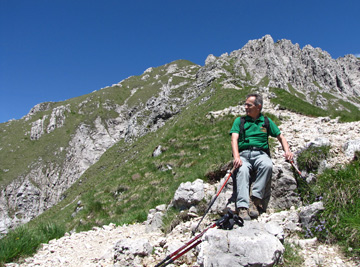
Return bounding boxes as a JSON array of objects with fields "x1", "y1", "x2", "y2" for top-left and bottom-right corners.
[
  {"x1": 299, "y1": 201, "x2": 325, "y2": 230},
  {"x1": 46, "y1": 104, "x2": 70, "y2": 133},
  {"x1": 23, "y1": 102, "x2": 53, "y2": 121},
  {"x1": 197, "y1": 221, "x2": 284, "y2": 266},
  {"x1": 342, "y1": 139, "x2": 360, "y2": 158},
  {"x1": 30, "y1": 116, "x2": 48, "y2": 140},
  {"x1": 145, "y1": 204, "x2": 167, "y2": 232},
  {"x1": 209, "y1": 173, "x2": 235, "y2": 215},
  {"x1": 114, "y1": 237, "x2": 153, "y2": 266},
  {"x1": 205, "y1": 54, "x2": 217, "y2": 65},
  {"x1": 171, "y1": 179, "x2": 205, "y2": 209},
  {"x1": 152, "y1": 145, "x2": 163, "y2": 157}
]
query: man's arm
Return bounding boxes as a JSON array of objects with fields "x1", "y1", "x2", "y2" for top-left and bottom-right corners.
[
  {"x1": 277, "y1": 133, "x2": 293, "y2": 161},
  {"x1": 231, "y1": 133, "x2": 242, "y2": 168}
]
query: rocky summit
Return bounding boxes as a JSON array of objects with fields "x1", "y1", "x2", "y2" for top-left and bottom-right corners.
[{"x1": 1, "y1": 35, "x2": 360, "y2": 266}]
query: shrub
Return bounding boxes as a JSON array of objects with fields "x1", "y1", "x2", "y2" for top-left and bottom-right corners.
[{"x1": 297, "y1": 145, "x2": 331, "y2": 173}]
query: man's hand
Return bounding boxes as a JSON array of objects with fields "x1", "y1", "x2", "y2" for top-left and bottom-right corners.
[
  {"x1": 233, "y1": 156, "x2": 243, "y2": 168},
  {"x1": 284, "y1": 150, "x2": 293, "y2": 161}
]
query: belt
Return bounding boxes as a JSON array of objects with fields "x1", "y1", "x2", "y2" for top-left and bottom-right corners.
[{"x1": 239, "y1": 146, "x2": 267, "y2": 152}]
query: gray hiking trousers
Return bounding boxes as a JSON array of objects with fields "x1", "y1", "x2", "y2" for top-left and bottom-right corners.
[{"x1": 235, "y1": 150, "x2": 273, "y2": 209}]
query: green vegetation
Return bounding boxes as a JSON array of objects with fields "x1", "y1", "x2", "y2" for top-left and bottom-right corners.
[
  {"x1": 270, "y1": 88, "x2": 328, "y2": 117},
  {"x1": 287, "y1": 83, "x2": 306, "y2": 100},
  {"x1": 0, "y1": 223, "x2": 65, "y2": 264},
  {"x1": 258, "y1": 76, "x2": 270, "y2": 87},
  {"x1": 276, "y1": 242, "x2": 304, "y2": 266},
  {"x1": 314, "y1": 154, "x2": 359, "y2": 256},
  {"x1": 295, "y1": 147, "x2": 360, "y2": 258},
  {"x1": 297, "y1": 145, "x2": 331, "y2": 173}
]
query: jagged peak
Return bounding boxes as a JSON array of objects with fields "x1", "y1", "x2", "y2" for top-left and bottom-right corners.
[{"x1": 261, "y1": 34, "x2": 274, "y2": 43}]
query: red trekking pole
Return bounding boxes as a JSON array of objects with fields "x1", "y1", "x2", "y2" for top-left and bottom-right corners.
[{"x1": 192, "y1": 166, "x2": 236, "y2": 235}]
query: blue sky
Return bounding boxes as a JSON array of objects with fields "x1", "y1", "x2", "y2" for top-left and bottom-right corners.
[{"x1": 1, "y1": 0, "x2": 359, "y2": 123}]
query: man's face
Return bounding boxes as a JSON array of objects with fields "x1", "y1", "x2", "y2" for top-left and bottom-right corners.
[{"x1": 245, "y1": 96, "x2": 261, "y2": 119}]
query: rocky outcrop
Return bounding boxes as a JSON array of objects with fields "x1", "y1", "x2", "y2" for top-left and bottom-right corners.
[
  {"x1": 246, "y1": 35, "x2": 360, "y2": 99},
  {"x1": 145, "y1": 204, "x2": 167, "y2": 233},
  {"x1": 170, "y1": 179, "x2": 206, "y2": 209},
  {"x1": 29, "y1": 104, "x2": 71, "y2": 140},
  {"x1": 198, "y1": 224, "x2": 284, "y2": 266},
  {"x1": 114, "y1": 237, "x2": 153, "y2": 266},
  {"x1": 343, "y1": 139, "x2": 360, "y2": 159},
  {"x1": 23, "y1": 102, "x2": 54, "y2": 121},
  {"x1": 47, "y1": 105, "x2": 71, "y2": 134}
]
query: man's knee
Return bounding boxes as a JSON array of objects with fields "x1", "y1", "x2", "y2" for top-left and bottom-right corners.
[
  {"x1": 259, "y1": 159, "x2": 273, "y2": 171},
  {"x1": 263, "y1": 161, "x2": 273, "y2": 170}
]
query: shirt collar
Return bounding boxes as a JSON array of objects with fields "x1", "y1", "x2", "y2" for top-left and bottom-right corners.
[{"x1": 245, "y1": 113, "x2": 264, "y2": 122}]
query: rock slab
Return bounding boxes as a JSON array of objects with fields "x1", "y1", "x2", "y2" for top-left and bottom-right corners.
[{"x1": 198, "y1": 221, "x2": 284, "y2": 267}]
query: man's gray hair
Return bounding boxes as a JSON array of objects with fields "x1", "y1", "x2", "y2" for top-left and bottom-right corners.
[{"x1": 246, "y1": 93, "x2": 263, "y2": 110}]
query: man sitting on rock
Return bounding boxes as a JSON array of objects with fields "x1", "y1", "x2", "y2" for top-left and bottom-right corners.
[{"x1": 229, "y1": 93, "x2": 293, "y2": 220}]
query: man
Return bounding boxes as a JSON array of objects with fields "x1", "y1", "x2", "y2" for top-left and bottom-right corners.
[{"x1": 229, "y1": 93, "x2": 293, "y2": 220}]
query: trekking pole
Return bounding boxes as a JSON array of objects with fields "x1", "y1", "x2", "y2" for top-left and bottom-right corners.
[
  {"x1": 192, "y1": 166, "x2": 237, "y2": 235},
  {"x1": 155, "y1": 222, "x2": 217, "y2": 267},
  {"x1": 289, "y1": 160, "x2": 305, "y2": 179}
]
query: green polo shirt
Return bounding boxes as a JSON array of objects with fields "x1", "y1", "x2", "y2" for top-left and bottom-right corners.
[{"x1": 229, "y1": 114, "x2": 281, "y2": 150}]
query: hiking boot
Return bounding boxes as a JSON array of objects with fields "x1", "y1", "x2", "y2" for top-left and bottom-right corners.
[
  {"x1": 238, "y1": 207, "x2": 251, "y2": 221},
  {"x1": 249, "y1": 197, "x2": 262, "y2": 219}
]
